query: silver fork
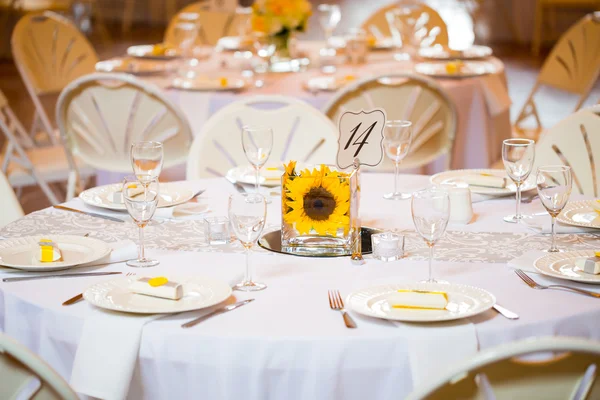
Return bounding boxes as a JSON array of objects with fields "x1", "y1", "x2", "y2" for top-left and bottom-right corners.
[
  {"x1": 515, "y1": 269, "x2": 600, "y2": 298},
  {"x1": 62, "y1": 272, "x2": 136, "y2": 306},
  {"x1": 328, "y1": 290, "x2": 357, "y2": 328}
]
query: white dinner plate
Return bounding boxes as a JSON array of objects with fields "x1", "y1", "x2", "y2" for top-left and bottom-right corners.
[
  {"x1": 95, "y1": 58, "x2": 176, "y2": 75},
  {"x1": 127, "y1": 44, "x2": 180, "y2": 60},
  {"x1": 418, "y1": 45, "x2": 493, "y2": 60},
  {"x1": 415, "y1": 61, "x2": 497, "y2": 79},
  {"x1": 84, "y1": 275, "x2": 232, "y2": 314},
  {"x1": 171, "y1": 77, "x2": 246, "y2": 91},
  {"x1": 217, "y1": 36, "x2": 252, "y2": 51},
  {"x1": 79, "y1": 183, "x2": 196, "y2": 211},
  {"x1": 534, "y1": 250, "x2": 600, "y2": 284},
  {"x1": 556, "y1": 200, "x2": 600, "y2": 229},
  {"x1": 226, "y1": 164, "x2": 283, "y2": 187},
  {"x1": 347, "y1": 282, "x2": 496, "y2": 322},
  {"x1": 430, "y1": 169, "x2": 536, "y2": 196},
  {"x1": 0, "y1": 235, "x2": 111, "y2": 272},
  {"x1": 303, "y1": 75, "x2": 356, "y2": 92}
]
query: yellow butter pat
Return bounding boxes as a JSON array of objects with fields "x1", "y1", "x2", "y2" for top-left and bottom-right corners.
[
  {"x1": 129, "y1": 277, "x2": 183, "y2": 300},
  {"x1": 445, "y1": 61, "x2": 464, "y2": 74},
  {"x1": 37, "y1": 239, "x2": 62, "y2": 262},
  {"x1": 389, "y1": 290, "x2": 448, "y2": 310},
  {"x1": 219, "y1": 77, "x2": 228, "y2": 87}
]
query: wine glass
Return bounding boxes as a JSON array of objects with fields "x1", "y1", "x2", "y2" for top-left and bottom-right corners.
[
  {"x1": 386, "y1": 5, "x2": 421, "y2": 61},
  {"x1": 242, "y1": 125, "x2": 273, "y2": 195},
  {"x1": 123, "y1": 175, "x2": 160, "y2": 268},
  {"x1": 536, "y1": 165, "x2": 572, "y2": 252},
  {"x1": 318, "y1": 4, "x2": 341, "y2": 44},
  {"x1": 253, "y1": 32, "x2": 276, "y2": 87},
  {"x1": 383, "y1": 120, "x2": 413, "y2": 200},
  {"x1": 411, "y1": 188, "x2": 450, "y2": 283},
  {"x1": 131, "y1": 141, "x2": 164, "y2": 185},
  {"x1": 502, "y1": 138, "x2": 535, "y2": 223},
  {"x1": 229, "y1": 193, "x2": 267, "y2": 291},
  {"x1": 172, "y1": 21, "x2": 198, "y2": 59}
]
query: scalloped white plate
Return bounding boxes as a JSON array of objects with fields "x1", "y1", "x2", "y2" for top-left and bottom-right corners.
[
  {"x1": 0, "y1": 235, "x2": 111, "y2": 271},
  {"x1": 84, "y1": 275, "x2": 232, "y2": 314},
  {"x1": 418, "y1": 45, "x2": 493, "y2": 60},
  {"x1": 126, "y1": 44, "x2": 180, "y2": 60},
  {"x1": 347, "y1": 282, "x2": 495, "y2": 322},
  {"x1": 415, "y1": 61, "x2": 497, "y2": 78},
  {"x1": 79, "y1": 183, "x2": 195, "y2": 211},
  {"x1": 534, "y1": 250, "x2": 600, "y2": 284},
  {"x1": 430, "y1": 168, "x2": 536, "y2": 196},
  {"x1": 557, "y1": 200, "x2": 600, "y2": 229}
]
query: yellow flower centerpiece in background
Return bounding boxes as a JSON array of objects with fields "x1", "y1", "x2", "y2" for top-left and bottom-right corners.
[
  {"x1": 282, "y1": 162, "x2": 359, "y2": 255},
  {"x1": 251, "y1": 0, "x2": 312, "y2": 58}
]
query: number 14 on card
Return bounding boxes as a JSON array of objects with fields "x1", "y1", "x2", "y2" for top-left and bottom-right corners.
[{"x1": 336, "y1": 109, "x2": 386, "y2": 169}]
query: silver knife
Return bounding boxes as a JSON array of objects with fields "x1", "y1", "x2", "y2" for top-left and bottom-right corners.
[
  {"x1": 181, "y1": 299, "x2": 254, "y2": 328},
  {"x1": 53, "y1": 205, "x2": 125, "y2": 223},
  {"x1": 3, "y1": 271, "x2": 122, "y2": 283},
  {"x1": 493, "y1": 304, "x2": 519, "y2": 320}
]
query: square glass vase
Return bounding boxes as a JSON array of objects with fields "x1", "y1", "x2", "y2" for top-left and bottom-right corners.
[{"x1": 281, "y1": 165, "x2": 360, "y2": 256}]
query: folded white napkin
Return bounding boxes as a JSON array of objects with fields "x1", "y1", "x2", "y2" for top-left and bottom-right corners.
[
  {"x1": 81, "y1": 240, "x2": 137, "y2": 267},
  {"x1": 507, "y1": 250, "x2": 546, "y2": 273},
  {"x1": 394, "y1": 320, "x2": 478, "y2": 387},
  {"x1": 479, "y1": 74, "x2": 511, "y2": 117},
  {"x1": 153, "y1": 202, "x2": 211, "y2": 220},
  {"x1": 522, "y1": 214, "x2": 596, "y2": 234},
  {"x1": 70, "y1": 309, "x2": 163, "y2": 400}
]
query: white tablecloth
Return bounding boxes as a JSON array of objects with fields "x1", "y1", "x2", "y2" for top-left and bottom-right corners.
[
  {"x1": 2, "y1": 174, "x2": 599, "y2": 400},
  {"x1": 98, "y1": 43, "x2": 511, "y2": 185}
]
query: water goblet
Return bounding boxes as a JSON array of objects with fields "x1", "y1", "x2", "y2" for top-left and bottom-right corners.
[
  {"x1": 411, "y1": 188, "x2": 450, "y2": 283},
  {"x1": 242, "y1": 125, "x2": 273, "y2": 195},
  {"x1": 253, "y1": 32, "x2": 276, "y2": 87},
  {"x1": 536, "y1": 165, "x2": 572, "y2": 252},
  {"x1": 318, "y1": 4, "x2": 341, "y2": 45},
  {"x1": 502, "y1": 138, "x2": 535, "y2": 223},
  {"x1": 386, "y1": 5, "x2": 420, "y2": 61},
  {"x1": 383, "y1": 120, "x2": 413, "y2": 200},
  {"x1": 229, "y1": 193, "x2": 267, "y2": 291},
  {"x1": 123, "y1": 175, "x2": 160, "y2": 268},
  {"x1": 131, "y1": 141, "x2": 164, "y2": 185}
]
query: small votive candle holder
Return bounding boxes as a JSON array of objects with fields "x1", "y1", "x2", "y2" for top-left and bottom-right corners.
[
  {"x1": 204, "y1": 217, "x2": 230, "y2": 245},
  {"x1": 371, "y1": 232, "x2": 404, "y2": 262}
]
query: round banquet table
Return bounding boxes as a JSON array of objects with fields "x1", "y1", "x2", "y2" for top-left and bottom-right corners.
[
  {"x1": 98, "y1": 42, "x2": 512, "y2": 184},
  {"x1": 1, "y1": 173, "x2": 599, "y2": 400}
]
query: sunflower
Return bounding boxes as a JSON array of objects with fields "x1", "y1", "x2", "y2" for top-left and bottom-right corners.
[{"x1": 283, "y1": 163, "x2": 351, "y2": 236}]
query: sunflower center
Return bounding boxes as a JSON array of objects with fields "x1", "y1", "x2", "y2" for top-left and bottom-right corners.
[{"x1": 303, "y1": 186, "x2": 336, "y2": 221}]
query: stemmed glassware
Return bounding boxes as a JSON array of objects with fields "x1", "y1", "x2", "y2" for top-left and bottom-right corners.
[
  {"x1": 229, "y1": 193, "x2": 267, "y2": 291},
  {"x1": 502, "y1": 138, "x2": 535, "y2": 223},
  {"x1": 318, "y1": 4, "x2": 341, "y2": 73},
  {"x1": 253, "y1": 32, "x2": 276, "y2": 87},
  {"x1": 411, "y1": 188, "x2": 450, "y2": 283},
  {"x1": 172, "y1": 22, "x2": 199, "y2": 79},
  {"x1": 131, "y1": 141, "x2": 164, "y2": 185},
  {"x1": 386, "y1": 5, "x2": 421, "y2": 61},
  {"x1": 383, "y1": 120, "x2": 413, "y2": 200},
  {"x1": 536, "y1": 165, "x2": 572, "y2": 252},
  {"x1": 242, "y1": 125, "x2": 273, "y2": 196},
  {"x1": 123, "y1": 175, "x2": 160, "y2": 268}
]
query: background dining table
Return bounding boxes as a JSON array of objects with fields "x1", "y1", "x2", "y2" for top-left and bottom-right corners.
[
  {"x1": 1, "y1": 173, "x2": 599, "y2": 399},
  {"x1": 97, "y1": 41, "x2": 512, "y2": 185}
]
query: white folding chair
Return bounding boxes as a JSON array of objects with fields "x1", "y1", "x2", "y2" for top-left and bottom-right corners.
[
  {"x1": 186, "y1": 95, "x2": 339, "y2": 179},
  {"x1": 57, "y1": 73, "x2": 193, "y2": 196},
  {"x1": 406, "y1": 337, "x2": 600, "y2": 400},
  {"x1": 164, "y1": 2, "x2": 246, "y2": 46},
  {"x1": 514, "y1": 12, "x2": 600, "y2": 140},
  {"x1": 360, "y1": 1, "x2": 449, "y2": 48},
  {"x1": 0, "y1": 333, "x2": 78, "y2": 400},
  {"x1": 11, "y1": 11, "x2": 98, "y2": 145},
  {"x1": 0, "y1": 88, "x2": 91, "y2": 204},
  {"x1": 323, "y1": 73, "x2": 457, "y2": 172},
  {"x1": 534, "y1": 105, "x2": 600, "y2": 197},
  {"x1": 0, "y1": 170, "x2": 24, "y2": 227}
]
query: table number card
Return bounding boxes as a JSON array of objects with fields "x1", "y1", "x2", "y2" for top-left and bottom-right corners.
[
  {"x1": 207, "y1": 0, "x2": 238, "y2": 12},
  {"x1": 336, "y1": 109, "x2": 386, "y2": 169}
]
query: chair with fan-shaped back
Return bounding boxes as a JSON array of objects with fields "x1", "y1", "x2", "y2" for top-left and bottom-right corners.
[
  {"x1": 0, "y1": 333, "x2": 79, "y2": 400},
  {"x1": 360, "y1": 1, "x2": 449, "y2": 48},
  {"x1": 323, "y1": 73, "x2": 456, "y2": 172},
  {"x1": 164, "y1": 2, "x2": 248, "y2": 47},
  {"x1": 11, "y1": 11, "x2": 99, "y2": 145},
  {"x1": 56, "y1": 73, "x2": 193, "y2": 197},
  {"x1": 534, "y1": 106, "x2": 600, "y2": 197},
  {"x1": 514, "y1": 13, "x2": 600, "y2": 140},
  {"x1": 406, "y1": 337, "x2": 600, "y2": 400},
  {"x1": 186, "y1": 96, "x2": 339, "y2": 180}
]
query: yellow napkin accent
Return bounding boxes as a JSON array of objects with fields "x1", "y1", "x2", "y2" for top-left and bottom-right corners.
[
  {"x1": 219, "y1": 77, "x2": 228, "y2": 87},
  {"x1": 391, "y1": 289, "x2": 448, "y2": 310},
  {"x1": 595, "y1": 251, "x2": 600, "y2": 257},
  {"x1": 445, "y1": 61, "x2": 464, "y2": 74},
  {"x1": 39, "y1": 239, "x2": 54, "y2": 262},
  {"x1": 148, "y1": 277, "x2": 168, "y2": 287}
]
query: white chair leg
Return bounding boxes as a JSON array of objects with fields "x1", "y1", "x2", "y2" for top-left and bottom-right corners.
[{"x1": 66, "y1": 171, "x2": 77, "y2": 201}]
